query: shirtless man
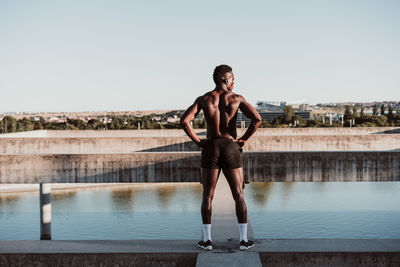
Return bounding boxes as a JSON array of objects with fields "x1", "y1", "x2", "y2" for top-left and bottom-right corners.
[{"x1": 180, "y1": 64, "x2": 261, "y2": 251}]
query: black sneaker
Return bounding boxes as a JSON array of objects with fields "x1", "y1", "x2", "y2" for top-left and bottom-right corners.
[
  {"x1": 239, "y1": 240, "x2": 254, "y2": 251},
  {"x1": 197, "y1": 240, "x2": 213, "y2": 251}
]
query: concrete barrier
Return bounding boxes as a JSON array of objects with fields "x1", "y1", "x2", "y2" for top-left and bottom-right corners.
[
  {"x1": 1, "y1": 127, "x2": 399, "y2": 138},
  {"x1": 1, "y1": 134, "x2": 400, "y2": 154},
  {"x1": 1, "y1": 239, "x2": 399, "y2": 267},
  {"x1": 1, "y1": 152, "x2": 399, "y2": 183}
]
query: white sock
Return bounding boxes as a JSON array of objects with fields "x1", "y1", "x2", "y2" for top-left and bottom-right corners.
[
  {"x1": 238, "y1": 223, "x2": 248, "y2": 242},
  {"x1": 202, "y1": 224, "x2": 212, "y2": 242}
]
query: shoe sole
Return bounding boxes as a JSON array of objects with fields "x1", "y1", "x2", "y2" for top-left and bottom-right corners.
[
  {"x1": 197, "y1": 244, "x2": 213, "y2": 251},
  {"x1": 240, "y1": 244, "x2": 255, "y2": 251}
]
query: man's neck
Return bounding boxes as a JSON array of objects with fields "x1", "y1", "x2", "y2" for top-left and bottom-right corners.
[{"x1": 214, "y1": 85, "x2": 230, "y2": 93}]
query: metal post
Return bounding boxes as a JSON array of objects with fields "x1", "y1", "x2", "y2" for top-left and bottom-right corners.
[
  {"x1": 341, "y1": 115, "x2": 344, "y2": 126},
  {"x1": 40, "y1": 183, "x2": 51, "y2": 240},
  {"x1": 329, "y1": 114, "x2": 332, "y2": 126},
  {"x1": 138, "y1": 122, "x2": 140, "y2": 130}
]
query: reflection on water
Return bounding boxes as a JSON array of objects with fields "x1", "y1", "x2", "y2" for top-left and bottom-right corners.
[
  {"x1": 0, "y1": 182, "x2": 400, "y2": 240},
  {"x1": 110, "y1": 186, "x2": 138, "y2": 212},
  {"x1": 51, "y1": 191, "x2": 77, "y2": 200},
  {"x1": 248, "y1": 182, "x2": 274, "y2": 207},
  {"x1": 246, "y1": 182, "x2": 400, "y2": 239},
  {"x1": 156, "y1": 185, "x2": 177, "y2": 209}
]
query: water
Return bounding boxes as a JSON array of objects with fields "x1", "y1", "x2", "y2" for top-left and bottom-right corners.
[
  {"x1": 1, "y1": 182, "x2": 400, "y2": 240},
  {"x1": 246, "y1": 182, "x2": 400, "y2": 239}
]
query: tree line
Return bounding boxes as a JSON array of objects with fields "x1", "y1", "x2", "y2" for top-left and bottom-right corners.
[{"x1": 1, "y1": 105, "x2": 399, "y2": 134}]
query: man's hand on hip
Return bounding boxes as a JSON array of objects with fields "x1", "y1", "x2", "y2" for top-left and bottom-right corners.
[{"x1": 234, "y1": 139, "x2": 246, "y2": 148}]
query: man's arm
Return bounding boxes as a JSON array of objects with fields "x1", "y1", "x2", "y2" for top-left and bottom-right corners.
[
  {"x1": 237, "y1": 96, "x2": 261, "y2": 144},
  {"x1": 180, "y1": 97, "x2": 204, "y2": 146}
]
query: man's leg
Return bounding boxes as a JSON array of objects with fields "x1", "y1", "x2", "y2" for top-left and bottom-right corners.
[
  {"x1": 201, "y1": 168, "x2": 220, "y2": 224},
  {"x1": 222, "y1": 168, "x2": 247, "y2": 223},
  {"x1": 223, "y1": 167, "x2": 254, "y2": 250},
  {"x1": 198, "y1": 168, "x2": 220, "y2": 250}
]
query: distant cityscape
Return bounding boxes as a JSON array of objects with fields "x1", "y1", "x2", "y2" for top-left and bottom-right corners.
[{"x1": 0, "y1": 101, "x2": 399, "y2": 132}]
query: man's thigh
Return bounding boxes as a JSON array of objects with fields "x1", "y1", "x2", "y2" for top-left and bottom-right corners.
[
  {"x1": 201, "y1": 168, "x2": 220, "y2": 196},
  {"x1": 222, "y1": 167, "x2": 244, "y2": 195}
]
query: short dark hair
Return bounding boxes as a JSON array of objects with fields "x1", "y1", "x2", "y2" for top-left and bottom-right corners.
[{"x1": 213, "y1": 64, "x2": 232, "y2": 84}]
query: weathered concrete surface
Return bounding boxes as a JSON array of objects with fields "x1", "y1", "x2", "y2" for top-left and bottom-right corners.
[
  {"x1": 0, "y1": 153, "x2": 201, "y2": 183},
  {"x1": 1, "y1": 134, "x2": 400, "y2": 154},
  {"x1": 0, "y1": 253, "x2": 198, "y2": 267},
  {"x1": 2, "y1": 128, "x2": 399, "y2": 138},
  {"x1": 243, "y1": 151, "x2": 400, "y2": 182},
  {"x1": 196, "y1": 252, "x2": 262, "y2": 267},
  {"x1": 1, "y1": 128, "x2": 400, "y2": 155},
  {"x1": 0, "y1": 240, "x2": 199, "y2": 267},
  {"x1": 1, "y1": 152, "x2": 399, "y2": 183},
  {"x1": 1, "y1": 239, "x2": 399, "y2": 267},
  {"x1": 259, "y1": 252, "x2": 400, "y2": 266}
]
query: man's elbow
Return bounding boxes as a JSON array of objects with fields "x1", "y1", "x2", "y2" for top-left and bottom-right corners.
[
  {"x1": 253, "y1": 114, "x2": 262, "y2": 125},
  {"x1": 180, "y1": 118, "x2": 189, "y2": 127}
]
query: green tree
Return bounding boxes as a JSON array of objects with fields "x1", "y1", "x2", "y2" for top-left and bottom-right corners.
[
  {"x1": 67, "y1": 118, "x2": 88, "y2": 130},
  {"x1": 1, "y1": 116, "x2": 17, "y2": 133},
  {"x1": 87, "y1": 118, "x2": 105, "y2": 130},
  {"x1": 387, "y1": 105, "x2": 395, "y2": 123},
  {"x1": 33, "y1": 120, "x2": 43, "y2": 130},
  {"x1": 372, "y1": 104, "x2": 378, "y2": 116},
  {"x1": 360, "y1": 106, "x2": 365, "y2": 117},
  {"x1": 17, "y1": 117, "x2": 34, "y2": 132},
  {"x1": 352, "y1": 106, "x2": 358, "y2": 117},
  {"x1": 380, "y1": 104, "x2": 386, "y2": 116},
  {"x1": 343, "y1": 105, "x2": 353, "y2": 122},
  {"x1": 283, "y1": 105, "x2": 294, "y2": 124},
  {"x1": 39, "y1": 116, "x2": 46, "y2": 126}
]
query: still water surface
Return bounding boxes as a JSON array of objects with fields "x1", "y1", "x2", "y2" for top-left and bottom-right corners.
[{"x1": 1, "y1": 182, "x2": 399, "y2": 240}]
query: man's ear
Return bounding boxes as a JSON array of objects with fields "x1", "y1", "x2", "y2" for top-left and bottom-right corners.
[{"x1": 221, "y1": 77, "x2": 227, "y2": 85}]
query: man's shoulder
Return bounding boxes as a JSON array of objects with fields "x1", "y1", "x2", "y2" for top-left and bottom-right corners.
[
  {"x1": 227, "y1": 92, "x2": 244, "y2": 102},
  {"x1": 195, "y1": 91, "x2": 214, "y2": 102}
]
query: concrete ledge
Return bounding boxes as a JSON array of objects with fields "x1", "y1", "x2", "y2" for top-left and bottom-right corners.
[
  {"x1": 1, "y1": 239, "x2": 399, "y2": 253},
  {"x1": 0, "y1": 253, "x2": 197, "y2": 267},
  {"x1": 1, "y1": 134, "x2": 400, "y2": 154},
  {"x1": 1, "y1": 239, "x2": 399, "y2": 267},
  {"x1": 1, "y1": 128, "x2": 399, "y2": 138},
  {"x1": 1, "y1": 152, "x2": 399, "y2": 183},
  {"x1": 259, "y1": 252, "x2": 400, "y2": 266}
]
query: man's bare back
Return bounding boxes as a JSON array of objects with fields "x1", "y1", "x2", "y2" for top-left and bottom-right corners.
[
  {"x1": 196, "y1": 90, "x2": 240, "y2": 139},
  {"x1": 181, "y1": 71, "x2": 260, "y2": 146}
]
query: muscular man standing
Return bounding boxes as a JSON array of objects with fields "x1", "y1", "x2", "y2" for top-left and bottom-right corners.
[{"x1": 180, "y1": 64, "x2": 261, "y2": 251}]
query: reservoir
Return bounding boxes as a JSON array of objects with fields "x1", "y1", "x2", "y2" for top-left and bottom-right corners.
[{"x1": 1, "y1": 182, "x2": 400, "y2": 240}]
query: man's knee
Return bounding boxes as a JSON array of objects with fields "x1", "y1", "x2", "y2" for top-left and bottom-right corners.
[
  {"x1": 202, "y1": 193, "x2": 214, "y2": 203},
  {"x1": 233, "y1": 191, "x2": 245, "y2": 203}
]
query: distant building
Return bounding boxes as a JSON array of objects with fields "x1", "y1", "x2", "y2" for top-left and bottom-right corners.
[{"x1": 256, "y1": 101, "x2": 286, "y2": 111}]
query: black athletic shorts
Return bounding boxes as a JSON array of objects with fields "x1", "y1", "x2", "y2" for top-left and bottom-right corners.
[{"x1": 201, "y1": 138, "x2": 243, "y2": 169}]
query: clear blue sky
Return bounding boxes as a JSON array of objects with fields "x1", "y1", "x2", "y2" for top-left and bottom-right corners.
[{"x1": 1, "y1": 0, "x2": 399, "y2": 112}]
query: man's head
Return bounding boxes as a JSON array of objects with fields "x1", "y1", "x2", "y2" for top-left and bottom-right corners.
[{"x1": 213, "y1": 64, "x2": 234, "y2": 91}]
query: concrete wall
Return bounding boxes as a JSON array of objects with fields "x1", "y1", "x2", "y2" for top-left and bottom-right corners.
[
  {"x1": 1, "y1": 152, "x2": 399, "y2": 183},
  {"x1": 260, "y1": 252, "x2": 400, "y2": 266},
  {"x1": 0, "y1": 130, "x2": 47, "y2": 138},
  {"x1": 1, "y1": 134, "x2": 400, "y2": 154},
  {"x1": 1, "y1": 127, "x2": 399, "y2": 138},
  {"x1": 1, "y1": 239, "x2": 399, "y2": 267},
  {"x1": 0, "y1": 253, "x2": 198, "y2": 267}
]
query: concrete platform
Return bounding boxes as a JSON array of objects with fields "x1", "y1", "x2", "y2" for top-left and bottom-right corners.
[{"x1": 1, "y1": 239, "x2": 399, "y2": 266}]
